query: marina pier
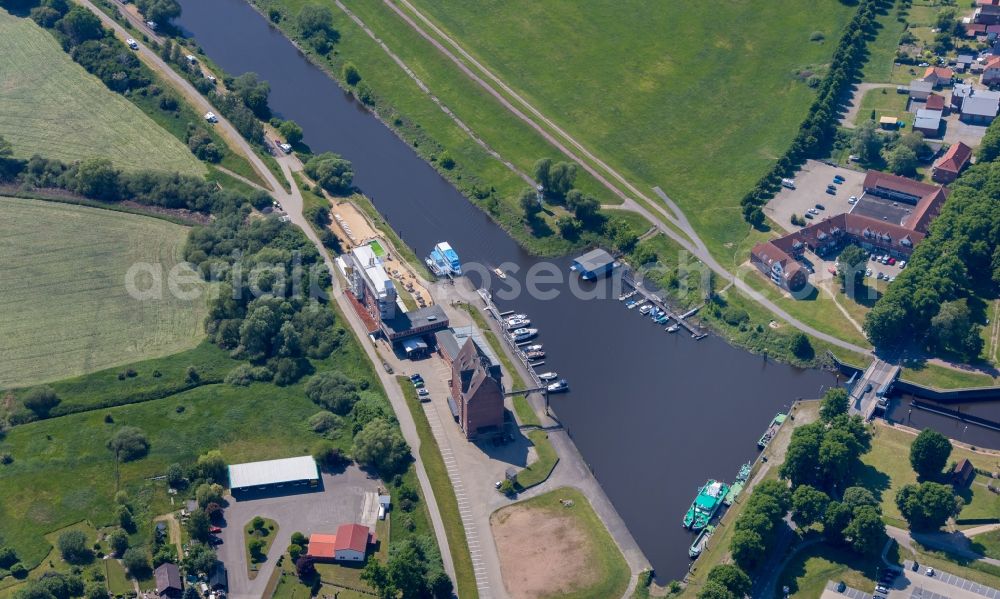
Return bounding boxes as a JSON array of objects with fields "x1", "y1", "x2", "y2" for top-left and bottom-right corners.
[{"x1": 621, "y1": 271, "x2": 708, "y2": 339}]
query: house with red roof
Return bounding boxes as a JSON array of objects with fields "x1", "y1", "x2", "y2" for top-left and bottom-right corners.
[
  {"x1": 922, "y1": 66, "x2": 954, "y2": 87},
  {"x1": 983, "y1": 56, "x2": 1000, "y2": 86},
  {"x1": 932, "y1": 142, "x2": 974, "y2": 183},
  {"x1": 306, "y1": 525, "x2": 375, "y2": 563},
  {"x1": 925, "y1": 93, "x2": 946, "y2": 112}
]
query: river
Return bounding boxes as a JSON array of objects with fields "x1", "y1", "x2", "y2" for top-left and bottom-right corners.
[{"x1": 173, "y1": 0, "x2": 910, "y2": 581}]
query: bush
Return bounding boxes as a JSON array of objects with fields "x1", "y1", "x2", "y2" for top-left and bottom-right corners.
[
  {"x1": 58, "y1": 530, "x2": 92, "y2": 564},
  {"x1": 224, "y1": 364, "x2": 273, "y2": 386},
  {"x1": 122, "y1": 547, "x2": 151, "y2": 577},
  {"x1": 107, "y1": 426, "x2": 150, "y2": 461},
  {"x1": 22, "y1": 386, "x2": 60, "y2": 416},
  {"x1": 9, "y1": 562, "x2": 27, "y2": 579},
  {"x1": 342, "y1": 62, "x2": 361, "y2": 86},
  {"x1": 303, "y1": 152, "x2": 354, "y2": 195},
  {"x1": 0, "y1": 546, "x2": 17, "y2": 569}
]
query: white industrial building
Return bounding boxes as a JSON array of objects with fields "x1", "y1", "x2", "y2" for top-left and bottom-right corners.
[
  {"x1": 227, "y1": 455, "x2": 319, "y2": 493},
  {"x1": 344, "y1": 245, "x2": 397, "y2": 321}
]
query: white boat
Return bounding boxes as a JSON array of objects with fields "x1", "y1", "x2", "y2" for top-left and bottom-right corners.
[
  {"x1": 511, "y1": 328, "x2": 538, "y2": 341},
  {"x1": 639, "y1": 305, "x2": 652, "y2": 315},
  {"x1": 537, "y1": 372, "x2": 559, "y2": 382},
  {"x1": 506, "y1": 313, "x2": 528, "y2": 321},
  {"x1": 524, "y1": 344, "x2": 543, "y2": 352},
  {"x1": 493, "y1": 267, "x2": 507, "y2": 279},
  {"x1": 666, "y1": 325, "x2": 680, "y2": 333},
  {"x1": 546, "y1": 379, "x2": 569, "y2": 393},
  {"x1": 506, "y1": 318, "x2": 531, "y2": 329}
]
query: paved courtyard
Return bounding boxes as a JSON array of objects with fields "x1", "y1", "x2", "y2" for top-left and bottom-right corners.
[{"x1": 215, "y1": 466, "x2": 380, "y2": 599}]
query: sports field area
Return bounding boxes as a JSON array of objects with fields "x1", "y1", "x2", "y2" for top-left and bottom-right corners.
[
  {"x1": 0, "y1": 9, "x2": 203, "y2": 175},
  {"x1": 0, "y1": 198, "x2": 208, "y2": 388},
  {"x1": 397, "y1": 0, "x2": 856, "y2": 257}
]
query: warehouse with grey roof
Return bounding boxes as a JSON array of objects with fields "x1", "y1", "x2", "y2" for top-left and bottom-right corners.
[{"x1": 228, "y1": 455, "x2": 319, "y2": 493}]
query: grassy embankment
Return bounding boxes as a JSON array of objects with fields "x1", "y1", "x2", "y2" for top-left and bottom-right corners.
[
  {"x1": 0, "y1": 198, "x2": 210, "y2": 388},
  {"x1": 491, "y1": 487, "x2": 630, "y2": 599},
  {"x1": 397, "y1": 377, "x2": 479, "y2": 599},
  {"x1": 0, "y1": 8, "x2": 201, "y2": 175},
  {"x1": 387, "y1": 0, "x2": 855, "y2": 261}
]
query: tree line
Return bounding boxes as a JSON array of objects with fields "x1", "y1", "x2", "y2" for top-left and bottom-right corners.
[
  {"x1": 739, "y1": 0, "x2": 886, "y2": 227},
  {"x1": 863, "y1": 123, "x2": 1000, "y2": 359}
]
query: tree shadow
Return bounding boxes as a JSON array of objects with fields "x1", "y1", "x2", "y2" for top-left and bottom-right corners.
[{"x1": 855, "y1": 463, "x2": 892, "y2": 506}]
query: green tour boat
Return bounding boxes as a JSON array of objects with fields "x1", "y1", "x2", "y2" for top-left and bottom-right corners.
[{"x1": 682, "y1": 479, "x2": 729, "y2": 530}]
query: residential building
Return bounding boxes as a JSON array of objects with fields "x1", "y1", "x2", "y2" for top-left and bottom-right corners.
[
  {"x1": 960, "y1": 89, "x2": 1000, "y2": 123},
  {"x1": 306, "y1": 525, "x2": 375, "y2": 563},
  {"x1": 956, "y1": 54, "x2": 975, "y2": 72},
  {"x1": 344, "y1": 245, "x2": 397, "y2": 322},
  {"x1": 925, "y1": 93, "x2": 946, "y2": 112},
  {"x1": 965, "y1": 23, "x2": 987, "y2": 37},
  {"x1": 447, "y1": 336, "x2": 505, "y2": 439},
  {"x1": 154, "y1": 563, "x2": 183, "y2": 599},
  {"x1": 922, "y1": 66, "x2": 954, "y2": 87},
  {"x1": 932, "y1": 142, "x2": 974, "y2": 183},
  {"x1": 976, "y1": 3, "x2": 1000, "y2": 24},
  {"x1": 914, "y1": 108, "x2": 943, "y2": 136},
  {"x1": 982, "y1": 56, "x2": 1000, "y2": 85},
  {"x1": 754, "y1": 172, "x2": 951, "y2": 295},
  {"x1": 749, "y1": 241, "x2": 808, "y2": 292},
  {"x1": 908, "y1": 79, "x2": 934, "y2": 101},
  {"x1": 951, "y1": 83, "x2": 974, "y2": 110}
]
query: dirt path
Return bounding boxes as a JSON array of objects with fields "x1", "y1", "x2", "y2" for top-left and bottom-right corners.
[{"x1": 153, "y1": 514, "x2": 184, "y2": 558}]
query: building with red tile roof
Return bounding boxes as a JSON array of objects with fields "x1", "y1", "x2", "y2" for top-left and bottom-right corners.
[
  {"x1": 306, "y1": 533, "x2": 338, "y2": 560},
  {"x1": 932, "y1": 142, "x2": 974, "y2": 183},
  {"x1": 983, "y1": 56, "x2": 1000, "y2": 86},
  {"x1": 306, "y1": 525, "x2": 375, "y2": 563},
  {"x1": 925, "y1": 93, "x2": 945, "y2": 111},
  {"x1": 752, "y1": 171, "x2": 949, "y2": 295},
  {"x1": 922, "y1": 66, "x2": 954, "y2": 87}
]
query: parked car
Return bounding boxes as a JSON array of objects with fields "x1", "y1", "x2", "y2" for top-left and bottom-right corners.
[
  {"x1": 413, "y1": 380, "x2": 425, "y2": 388},
  {"x1": 836, "y1": 581, "x2": 846, "y2": 592},
  {"x1": 876, "y1": 586, "x2": 889, "y2": 594},
  {"x1": 849, "y1": 195, "x2": 858, "y2": 203},
  {"x1": 210, "y1": 526, "x2": 222, "y2": 534},
  {"x1": 805, "y1": 212, "x2": 814, "y2": 219},
  {"x1": 865, "y1": 383, "x2": 873, "y2": 394},
  {"x1": 870, "y1": 254, "x2": 877, "y2": 261},
  {"x1": 409, "y1": 374, "x2": 422, "y2": 382},
  {"x1": 888, "y1": 257, "x2": 896, "y2": 265},
  {"x1": 925, "y1": 567, "x2": 935, "y2": 576},
  {"x1": 204, "y1": 112, "x2": 218, "y2": 123},
  {"x1": 815, "y1": 203, "x2": 825, "y2": 210},
  {"x1": 865, "y1": 268, "x2": 872, "y2": 277},
  {"x1": 126, "y1": 38, "x2": 139, "y2": 50},
  {"x1": 825, "y1": 188, "x2": 836, "y2": 195},
  {"x1": 899, "y1": 260, "x2": 907, "y2": 269}
]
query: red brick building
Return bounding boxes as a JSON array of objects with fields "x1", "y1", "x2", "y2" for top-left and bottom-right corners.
[
  {"x1": 447, "y1": 337, "x2": 505, "y2": 439},
  {"x1": 932, "y1": 142, "x2": 973, "y2": 183}
]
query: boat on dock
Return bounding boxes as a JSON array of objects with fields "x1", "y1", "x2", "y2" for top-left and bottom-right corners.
[
  {"x1": 625, "y1": 299, "x2": 639, "y2": 309},
  {"x1": 618, "y1": 290, "x2": 637, "y2": 301},
  {"x1": 426, "y1": 241, "x2": 462, "y2": 277},
  {"x1": 639, "y1": 305, "x2": 652, "y2": 315},
  {"x1": 506, "y1": 317, "x2": 531, "y2": 329},
  {"x1": 506, "y1": 313, "x2": 528, "y2": 321},
  {"x1": 546, "y1": 379, "x2": 569, "y2": 393},
  {"x1": 688, "y1": 524, "x2": 715, "y2": 559},
  {"x1": 757, "y1": 413, "x2": 787, "y2": 449},
  {"x1": 666, "y1": 324, "x2": 680, "y2": 333},
  {"x1": 525, "y1": 350, "x2": 545, "y2": 360},
  {"x1": 511, "y1": 328, "x2": 538, "y2": 342},
  {"x1": 736, "y1": 462, "x2": 752, "y2": 483},
  {"x1": 682, "y1": 479, "x2": 729, "y2": 530},
  {"x1": 654, "y1": 315, "x2": 670, "y2": 325},
  {"x1": 523, "y1": 344, "x2": 543, "y2": 352},
  {"x1": 537, "y1": 372, "x2": 558, "y2": 382}
]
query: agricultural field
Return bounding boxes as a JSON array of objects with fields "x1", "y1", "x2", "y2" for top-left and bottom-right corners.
[
  {"x1": 0, "y1": 198, "x2": 209, "y2": 388},
  {"x1": 397, "y1": 0, "x2": 857, "y2": 258},
  {"x1": 0, "y1": 9, "x2": 203, "y2": 175}
]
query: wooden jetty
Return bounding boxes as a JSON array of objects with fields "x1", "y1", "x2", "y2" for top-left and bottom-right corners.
[{"x1": 622, "y1": 273, "x2": 707, "y2": 339}]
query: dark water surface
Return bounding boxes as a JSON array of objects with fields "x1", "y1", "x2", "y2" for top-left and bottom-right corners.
[{"x1": 177, "y1": 0, "x2": 853, "y2": 580}]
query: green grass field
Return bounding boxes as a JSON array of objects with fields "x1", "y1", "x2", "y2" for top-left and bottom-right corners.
[
  {"x1": 0, "y1": 10, "x2": 202, "y2": 175},
  {"x1": 0, "y1": 198, "x2": 209, "y2": 388},
  {"x1": 778, "y1": 544, "x2": 877, "y2": 598},
  {"x1": 397, "y1": 0, "x2": 855, "y2": 259}
]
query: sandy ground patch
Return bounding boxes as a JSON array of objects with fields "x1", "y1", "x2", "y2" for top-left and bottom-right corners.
[
  {"x1": 330, "y1": 200, "x2": 432, "y2": 307},
  {"x1": 491, "y1": 501, "x2": 600, "y2": 599}
]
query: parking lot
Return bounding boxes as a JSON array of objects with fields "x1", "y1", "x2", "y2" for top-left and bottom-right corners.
[
  {"x1": 822, "y1": 562, "x2": 1000, "y2": 599},
  {"x1": 765, "y1": 160, "x2": 866, "y2": 233}
]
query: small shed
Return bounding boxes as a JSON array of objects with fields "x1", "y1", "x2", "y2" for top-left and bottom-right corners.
[
  {"x1": 571, "y1": 248, "x2": 617, "y2": 280},
  {"x1": 951, "y1": 459, "x2": 976, "y2": 487},
  {"x1": 879, "y1": 116, "x2": 899, "y2": 129}
]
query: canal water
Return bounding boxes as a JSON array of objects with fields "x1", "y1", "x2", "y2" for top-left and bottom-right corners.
[{"x1": 174, "y1": 0, "x2": 905, "y2": 580}]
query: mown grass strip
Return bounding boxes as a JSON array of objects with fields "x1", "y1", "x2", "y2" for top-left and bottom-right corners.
[{"x1": 397, "y1": 377, "x2": 479, "y2": 599}]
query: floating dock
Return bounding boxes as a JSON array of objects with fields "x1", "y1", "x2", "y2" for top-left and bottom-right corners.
[{"x1": 622, "y1": 272, "x2": 707, "y2": 339}]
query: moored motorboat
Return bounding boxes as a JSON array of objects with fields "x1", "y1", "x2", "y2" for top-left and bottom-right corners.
[
  {"x1": 525, "y1": 350, "x2": 545, "y2": 360},
  {"x1": 506, "y1": 317, "x2": 531, "y2": 329},
  {"x1": 639, "y1": 305, "x2": 652, "y2": 315},
  {"x1": 524, "y1": 344, "x2": 543, "y2": 352},
  {"x1": 493, "y1": 267, "x2": 507, "y2": 279},
  {"x1": 537, "y1": 371, "x2": 559, "y2": 382},
  {"x1": 666, "y1": 324, "x2": 680, "y2": 333},
  {"x1": 688, "y1": 524, "x2": 715, "y2": 559},
  {"x1": 511, "y1": 328, "x2": 538, "y2": 341},
  {"x1": 682, "y1": 480, "x2": 729, "y2": 530},
  {"x1": 546, "y1": 379, "x2": 569, "y2": 393}
]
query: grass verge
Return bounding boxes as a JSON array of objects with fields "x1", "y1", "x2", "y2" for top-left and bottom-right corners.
[
  {"x1": 397, "y1": 377, "x2": 479, "y2": 599},
  {"x1": 244, "y1": 517, "x2": 279, "y2": 579}
]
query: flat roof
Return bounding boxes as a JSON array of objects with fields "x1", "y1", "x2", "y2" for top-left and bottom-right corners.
[
  {"x1": 228, "y1": 455, "x2": 318, "y2": 489},
  {"x1": 382, "y1": 304, "x2": 448, "y2": 337},
  {"x1": 963, "y1": 92, "x2": 1000, "y2": 117},
  {"x1": 573, "y1": 248, "x2": 614, "y2": 272},
  {"x1": 350, "y1": 246, "x2": 393, "y2": 296}
]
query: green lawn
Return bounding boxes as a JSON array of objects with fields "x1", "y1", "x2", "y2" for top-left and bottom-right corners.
[
  {"x1": 899, "y1": 361, "x2": 998, "y2": 390},
  {"x1": 0, "y1": 9, "x2": 202, "y2": 175},
  {"x1": 973, "y1": 529, "x2": 1000, "y2": 561},
  {"x1": 0, "y1": 382, "x2": 322, "y2": 569},
  {"x1": 861, "y1": 2, "x2": 908, "y2": 83},
  {"x1": 0, "y1": 198, "x2": 210, "y2": 388},
  {"x1": 855, "y1": 87, "x2": 915, "y2": 129},
  {"x1": 491, "y1": 487, "x2": 629, "y2": 599},
  {"x1": 392, "y1": 0, "x2": 856, "y2": 260},
  {"x1": 397, "y1": 377, "x2": 478, "y2": 599},
  {"x1": 859, "y1": 424, "x2": 1000, "y2": 528},
  {"x1": 513, "y1": 430, "x2": 558, "y2": 490},
  {"x1": 778, "y1": 544, "x2": 877, "y2": 598}
]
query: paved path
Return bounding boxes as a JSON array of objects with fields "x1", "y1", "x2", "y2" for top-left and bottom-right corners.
[
  {"x1": 840, "y1": 83, "x2": 897, "y2": 129},
  {"x1": 888, "y1": 525, "x2": 1000, "y2": 568}
]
